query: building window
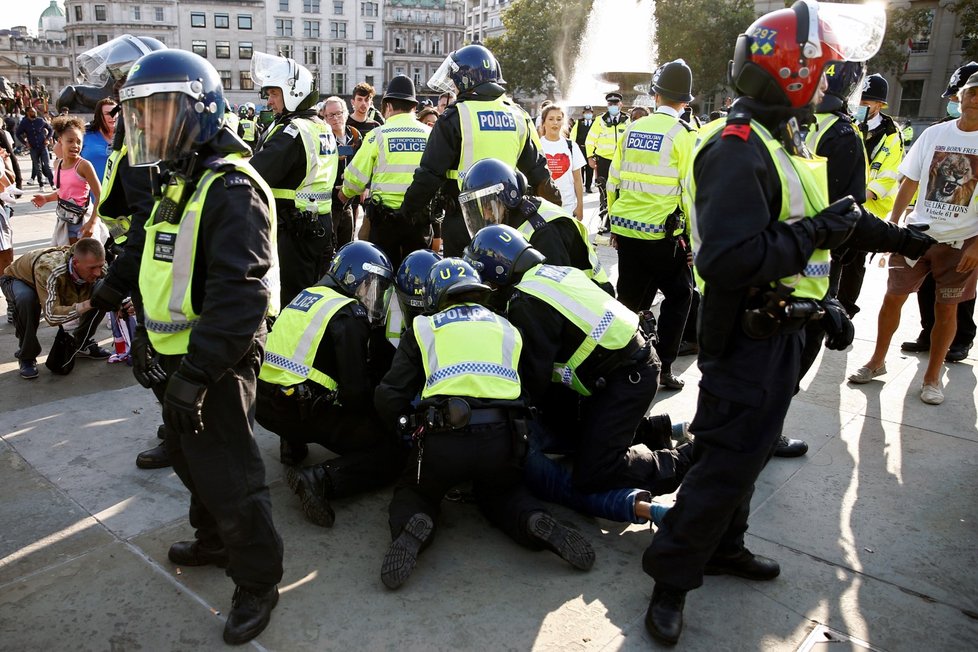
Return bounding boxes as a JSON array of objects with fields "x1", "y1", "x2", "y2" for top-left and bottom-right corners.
[
  {"x1": 334, "y1": 1, "x2": 344, "y2": 15},
  {"x1": 413, "y1": 67, "x2": 422, "y2": 89},
  {"x1": 303, "y1": 0, "x2": 321, "y2": 13},
  {"x1": 95, "y1": 5, "x2": 106, "y2": 21},
  {"x1": 239, "y1": 41, "x2": 253, "y2": 59},
  {"x1": 275, "y1": 18, "x2": 293, "y2": 37},
  {"x1": 240, "y1": 71, "x2": 254, "y2": 91},
  {"x1": 304, "y1": 46, "x2": 321, "y2": 66},
  {"x1": 395, "y1": 66, "x2": 405, "y2": 77},
  {"x1": 155, "y1": 7, "x2": 164, "y2": 22},
  {"x1": 239, "y1": 15, "x2": 253, "y2": 30},
  {"x1": 329, "y1": 21, "x2": 346, "y2": 39},
  {"x1": 413, "y1": 36, "x2": 424, "y2": 55},
  {"x1": 280, "y1": 0, "x2": 289, "y2": 9},
  {"x1": 192, "y1": 40, "x2": 207, "y2": 57},
  {"x1": 365, "y1": 49, "x2": 374, "y2": 67},
  {"x1": 365, "y1": 75, "x2": 374, "y2": 87},
  {"x1": 74, "y1": 5, "x2": 82, "y2": 21},
  {"x1": 216, "y1": 41, "x2": 231, "y2": 59},
  {"x1": 395, "y1": 36, "x2": 404, "y2": 53},
  {"x1": 303, "y1": 20, "x2": 320, "y2": 38},
  {"x1": 132, "y1": 6, "x2": 141, "y2": 21},
  {"x1": 191, "y1": 12, "x2": 206, "y2": 28},
  {"x1": 910, "y1": 9, "x2": 934, "y2": 53},
  {"x1": 361, "y1": 1, "x2": 378, "y2": 17},
  {"x1": 332, "y1": 72, "x2": 346, "y2": 95},
  {"x1": 279, "y1": 44, "x2": 293, "y2": 59},
  {"x1": 94, "y1": 35, "x2": 107, "y2": 45},
  {"x1": 330, "y1": 46, "x2": 346, "y2": 66},
  {"x1": 219, "y1": 70, "x2": 232, "y2": 90},
  {"x1": 900, "y1": 80, "x2": 924, "y2": 117},
  {"x1": 365, "y1": 23, "x2": 374, "y2": 39},
  {"x1": 216, "y1": 14, "x2": 230, "y2": 29},
  {"x1": 75, "y1": 34, "x2": 85, "y2": 46},
  {"x1": 432, "y1": 38, "x2": 441, "y2": 56}
]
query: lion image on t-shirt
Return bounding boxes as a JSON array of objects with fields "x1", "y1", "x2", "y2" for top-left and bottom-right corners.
[{"x1": 926, "y1": 151, "x2": 977, "y2": 207}]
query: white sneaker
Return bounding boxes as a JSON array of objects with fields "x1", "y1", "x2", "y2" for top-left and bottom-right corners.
[{"x1": 920, "y1": 384, "x2": 944, "y2": 405}]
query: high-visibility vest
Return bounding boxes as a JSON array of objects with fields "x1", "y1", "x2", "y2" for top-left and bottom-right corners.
[
  {"x1": 515, "y1": 199, "x2": 609, "y2": 285},
  {"x1": 140, "y1": 157, "x2": 280, "y2": 354},
  {"x1": 266, "y1": 117, "x2": 338, "y2": 214},
  {"x1": 385, "y1": 297, "x2": 406, "y2": 348},
  {"x1": 342, "y1": 112, "x2": 430, "y2": 210},
  {"x1": 97, "y1": 143, "x2": 132, "y2": 243},
  {"x1": 513, "y1": 264, "x2": 638, "y2": 397},
  {"x1": 585, "y1": 113, "x2": 629, "y2": 160},
  {"x1": 240, "y1": 118, "x2": 257, "y2": 142},
  {"x1": 804, "y1": 112, "x2": 871, "y2": 192},
  {"x1": 608, "y1": 112, "x2": 694, "y2": 240},
  {"x1": 864, "y1": 129, "x2": 903, "y2": 220},
  {"x1": 450, "y1": 97, "x2": 532, "y2": 188},
  {"x1": 413, "y1": 302, "x2": 522, "y2": 400},
  {"x1": 259, "y1": 285, "x2": 354, "y2": 390},
  {"x1": 687, "y1": 119, "x2": 831, "y2": 300}
]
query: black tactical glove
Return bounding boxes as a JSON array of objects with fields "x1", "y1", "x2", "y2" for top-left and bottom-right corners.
[
  {"x1": 802, "y1": 196, "x2": 860, "y2": 250},
  {"x1": 131, "y1": 325, "x2": 167, "y2": 388},
  {"x1": 163, "y1": 363, "x2": 209, "y2": 435},
  {"x1": 836, "y1": 207, "x2": 937, "y2": 258},
  {"x1": 895, "y1": 224, "x2": 937, "y2": 260},
  {"x1": 821, "y1": 297, "x2": 855, "y2": 351},
  {"x1": 90, "y1": 278, "x2": 127, "y2": 312}
]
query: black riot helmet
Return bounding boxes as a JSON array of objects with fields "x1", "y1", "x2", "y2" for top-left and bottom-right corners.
[
  {"x1": 424, "y1": 258, "x2": 490, "y2": 313},
  {"x1": 395, "y1": 249, "x2": 442, "y2": 320},
  {"x1": 326, "y1": 241, "x2": 394, "y2": 323}
]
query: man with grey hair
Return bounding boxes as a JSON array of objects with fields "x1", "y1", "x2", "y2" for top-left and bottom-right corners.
[{"x1": 322, "y1": 95, "x2": 363, "y2": 250}]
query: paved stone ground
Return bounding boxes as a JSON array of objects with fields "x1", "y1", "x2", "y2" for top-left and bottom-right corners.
[{"x1": 1, "y1": 171, "x2": 976, "y2": 650}]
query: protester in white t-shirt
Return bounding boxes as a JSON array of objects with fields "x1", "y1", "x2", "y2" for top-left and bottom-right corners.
[
  {"x1": 849, "y1": 73, "x2": 978, "y2": 406},
  {"x1": 538, "y1": 104, "x2": 586, "y2": 220}
]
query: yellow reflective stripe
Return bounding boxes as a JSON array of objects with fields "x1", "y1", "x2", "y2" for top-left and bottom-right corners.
[
  {"x1": 770, "y1": 148, "x2": 806, "y2": 220},
  {"x1": 620, "y1": 160, "x2": 680, "y2": 178},
  {"x1": 272, "y1": 188, "x2": 296, "y2": 199},
  {"x1": 619, "y1": 179, "x2": 681, "y2": 196},
  {"x1": 167, "y1": 180, "x2": 210, "y2": 321}
]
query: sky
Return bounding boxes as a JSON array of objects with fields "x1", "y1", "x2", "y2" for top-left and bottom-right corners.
[{"x1": 3, "y1": 0, "x2": 62, "y2": 33}]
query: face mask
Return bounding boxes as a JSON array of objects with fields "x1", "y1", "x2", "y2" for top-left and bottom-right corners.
[
  {"x1": 607, "y1": 105, "x2": 620, "y2": 117},
  {"x1": 583, "y1": 112, "x2": 593, "y2": 120},
  {"x1": 854, "y1": 105, "x2": 869, "y2": 122},
  {"x1": 947, "y1": 101, "x2": 961, "y2": 118}
]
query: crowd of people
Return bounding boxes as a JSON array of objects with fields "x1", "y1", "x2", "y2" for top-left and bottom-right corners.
[{"x1": 0, "y1": 0, "x2": 975, "y2": 646}]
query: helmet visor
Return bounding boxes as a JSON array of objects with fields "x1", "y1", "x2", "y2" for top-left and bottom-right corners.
[
  {"x1": 77, "y1": 35, "x2": 153, "y2": 84},
  {"x1": 355, "y1": 266, "x2": 394, "y2": 324},
  {"x1": 427, "y1": 55, "x2": 460, "y2": 95},
  {"x1": 459, "y1": 183, "x2": 509, "y2": 237},
  {"x1": 251, "y1": 52, "x2": 295, "y2": 94},
  {"x1": 123, "y1": 92, "x2": 201, "y2": 166},
  {"x1": 816, "y1": 2, "x2": 886, "y2": 63}
]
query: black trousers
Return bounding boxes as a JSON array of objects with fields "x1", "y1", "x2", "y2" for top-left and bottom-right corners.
[
  {"x1": 595, "y1": 156, "x2": 612, "y2": 222},
  {"x1": 833, "y1": 250, "x2": 868, "y2": 316},
  {"x1": 643, "y1": 325, "x2": 802, "y2": 591},
  {"x1": 914, "y1": 274, "x2": 977, "y2": 348},
  {"x1": 615, "y1": 237, "x2": 694, "y2": 369},
  {"x1": 581, "y1": 155, "x2": 594, "y2": 190},
  {"x1": 256, "y1": 380, "x2": 406, "y2": 498},
  {"x1": 159, "y1": 349, "x2": 283, "y2": 593},
  {"x1": 368, "y1": 216, "x2": 430, "y2": 271},
  {"x1": 388, "y1": 420, "x2": 546, "y2": 551},
  {"x1": 682, "y1": 289, "x2": 700, "y2": 343},
  {"x1": 1, "y1": 276, "x2": 103, "y2": 362},
  {"x1": 278, "y1": 219, "x2": 333, "y2": 307},
  {"x1": 331, "y1": 198, "x2": 355, "y2": 251}
]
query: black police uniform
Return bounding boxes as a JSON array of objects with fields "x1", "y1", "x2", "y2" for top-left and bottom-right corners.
[
  {"x1": 400, "y1": 88, "x2": 553, "y2": 257},
  {"x1": 256, "y1": 295, "x2": 406, "y2": 501},
  {"x1": 155, "y1": 132, "x2": 283, "y2": 593},
  {"x1": 251, "y1": 109, "x2": 334, "y2": 305},
  {"x1": 573, "y1": 113, "x2": 595, "y2": 191},
  {"x1": 506, "y1": 284, "x2": 690, "y2": 494}
]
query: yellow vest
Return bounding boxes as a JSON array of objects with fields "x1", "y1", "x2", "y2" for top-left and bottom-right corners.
[
  {"x1": 514, "y1": 264, "x2": 638, "y2": 397},
  {"x1": 268, "y1": 117, "x2": 338, "y2": 214},
  {"x1": 259, "y1": 285, "x2": 353, "y2": 389},
  {"x1": 516, "y1": 199, "x2": 609, "y2": 285},
  {"x1": 585, "y1": 114, "x2": 629, "y2": 160},
  {"x1": 608, "y1": 112, "x2": 694, "y2": 240},
  {"x1": 97, "y1": 144, "x2": 132, "y2": 244},
  {"x1": 140, "y1": 157, "x2": 279, "y2": 354},
  {"x1": 240, "y1": 118, "x2": 257, "y2": 142},
  {"x1": 451, "y1": 97, "x2": 532, "y2": 188},
  {"x1": 687, "y1": 119, "x2": 830, "y2": 300},
  {"x1": 864, "y1": 129, "x2": 903, "y2": 220},
  {"x1": 342, "y1": 112, "x2": 431, "y2": 210},
  {"x1": 413, "y1": 302, "x2": 522, "y2": 400},
  {"x1": 385, "y1": 298, "x2": 406, "y2": 348}
]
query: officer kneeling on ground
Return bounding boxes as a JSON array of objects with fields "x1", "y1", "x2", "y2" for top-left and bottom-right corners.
[
  {"x1": 374, "y1": 257, "x2": 595, "y2": 590},
  {"x1": 256, "y1": 240, "x2": 407, "y2": 527},
  {"x1": 119, "y1": 49, "x2": 283, "y2": 645}
]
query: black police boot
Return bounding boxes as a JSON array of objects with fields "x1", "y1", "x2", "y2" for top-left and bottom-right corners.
[
  {"x1": 381, "y1": 512, "x2": 434, "y2": 589},
  {"x1": 279, "y1": 438, "x2": 309, "y2": 466},
  {"x1": 900, "y1": 333, "x2": 930, "y2": 353},
  {"x1": 633, "y1": 415, "x2": 674, "y2": 450},
  {"x1": 223, "y1": 585, "x2": 279, "y2": 645},
  {"x1": 645, "y1": 584, "x2": 686, "y2": 646},
  {"x1": 156, "y1": 424, "x2": 167, "y2": 439},
  {"x1": 526, "y1": 511, "x2": 595, "y2": 571},
  {"x1": 659, "y1": 368, "x2": 685, "y2": 390},
  {"x1": 773, "y1": 435, "x2": 809, "y2": 458},
  {"x1": 167, "y1": 540, "x2": 229, "y2": 568},
  {"x1": 705, "y1": 548, "x2": 780, "y2": 581},
  {"x1": 946, "y1": 342, "x2": 973, "y2": 362},
  {"x1": 285, "y1": 464, "x2": 335, "y2": 527},
  {"x1": 136, "y1": 441, "x2": 171, "y2": 469}
]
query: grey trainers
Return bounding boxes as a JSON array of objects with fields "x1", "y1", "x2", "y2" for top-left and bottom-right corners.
[{"x1": 848, "y1": 364, "x2": 886, "y2": 384}]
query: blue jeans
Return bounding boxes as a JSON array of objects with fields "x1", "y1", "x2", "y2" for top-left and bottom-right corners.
[{"x1": 29, "y1": 146, "x2": 53, "y2": 185}]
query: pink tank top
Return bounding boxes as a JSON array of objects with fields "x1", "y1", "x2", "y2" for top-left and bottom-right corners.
[{"x1": 56, "y1": 159, "x2": 91, "y2": 208}]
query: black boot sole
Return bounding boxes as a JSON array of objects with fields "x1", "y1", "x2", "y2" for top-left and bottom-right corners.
[
  {"x1": 527, "y1": 512, "x2": 595, "y2": 571},
  {"x1": 285, "y1": 467, "x2": 335, "y2": 527},
  {"x1": 381, "y1": 513, "x2": 433, "y2": 589},
  {"x1": 222, "y1": 588, "x2": 279, "y2": 645}
]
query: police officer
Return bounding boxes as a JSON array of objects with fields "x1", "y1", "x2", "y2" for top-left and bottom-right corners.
[
  {"x1": 608, "y1": 60, "x2": 697, "y2": 390},
  {"x1": 249, "y1": 51, "x2": 337, "y2": 305},
  {"x1": 374, "y1": 257, "x2": 595, "y2": 590},
  {"x1": 118, "y1": 50, "x2": 283, "y2": 645},
  {"x1": 570, "y1": 105, "x2": 595, "y2": 192},
  {"x1": 400, "y1": 44, "x2": 559, "y2": 257},
  {"x1": 457, "y1": 157, "x2": 611, "y2": 294},
  {"x1": 238, "y1": 102, "x2": 262, "y2": 149},
  {"x1": 81, "y1": 34, "x2": 173, "y2": 470},
  {"x1": 585, "y1": 91, "x2": 629, "y2": 233},
  {"x1": 464, "y1": 225, "x2": 690, "y2": 495},
  {"x1": 340, "y1": 75, "x2": 430, "y2": 268},
  {"x1": 642, "y1": 2, "x2": 889, "y2": 644},
  {"x1": 256, "y1": 241, "x2": 407, "y2": 527}
]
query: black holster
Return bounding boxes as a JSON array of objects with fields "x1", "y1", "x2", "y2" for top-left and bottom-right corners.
[{"x1": 285, "y1": 208, "x2": 329, "y2": 239}]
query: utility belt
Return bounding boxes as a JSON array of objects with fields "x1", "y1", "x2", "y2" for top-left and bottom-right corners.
[
  {"x1": 741, "y1": 285, "x2": 824, "y2": 339},
  {"x1": 585, "y1": 331, "x2": 653, "y2": 391},
  {"x1": 662, "y1": 208, "x2": 687, "y2": 255},
  {"x1": 270, "y1": 380, "x2": 337, "y2": 420},
  {"x1": 364, "y1": 198, "x2": 399, "y2": 225},
  {"x1": 283, "y1": 207, "x2": 329, "y2": 239}
]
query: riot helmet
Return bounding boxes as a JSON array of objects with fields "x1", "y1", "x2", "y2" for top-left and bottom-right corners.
[
  {"x1": 424, "y1": 258, "x2": 490, "y2": 313},
  {"x1": 395, "y1": 249, "x2": 442, "y2": 320},
  {"x1": 251, "y1": 51, "x2": 317, "y2": 112},
  {"x1": 77, "y1": 35, "x2": 167, "y2": 85},
  {"x1": 821, "y1": 60, "x2": 866, "y2": 113},
  {"x1": 458, "y1": 158, "x2": 527, "y2": 237},
  {"x1": 327, "y1": 241, "x2": 394, "y2": 323},
  {"x1": 120, "y1": 50, "x2": 225, "y2": 167},
  {"x1": 427, "y1": 45, "x2": 505, "y2": 96},
  {"x1": 463, "y1": 224, "x2": 545, "y2": 287}
]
